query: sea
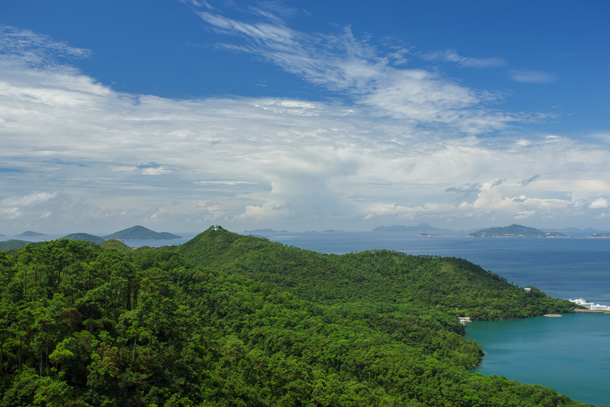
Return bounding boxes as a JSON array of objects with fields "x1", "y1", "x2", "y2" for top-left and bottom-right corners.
[
  {"x1": 3, "y1": 231, "x2": 609, "y2": 405},
  {"x1": 260, "y1": 232, "x2": 610, "y2": 407}
]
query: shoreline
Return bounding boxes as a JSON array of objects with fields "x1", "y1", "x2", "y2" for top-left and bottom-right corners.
[{"x1": 574, "y1": 309, "x2": 610, "y2": 314}]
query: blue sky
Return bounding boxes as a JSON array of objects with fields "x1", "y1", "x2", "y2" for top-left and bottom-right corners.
[{"x1": 1, "y1": 0, "x2": 610, "y2": 234}]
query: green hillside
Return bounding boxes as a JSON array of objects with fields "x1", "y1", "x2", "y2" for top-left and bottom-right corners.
[
  {"x1": 0, "y1": 229, "x2": 589, "y2": 406},
  {"x1": 61, "y1": 233, "x2": 106, "y2": 244},
  {"x1": 99, "y1": 238, "x2": 133, "y2": 253},
  {"x1": 105, "y1": 225, "x2": 181, "y2": 240},
  {"x1": 176, "y1": 227, "x2": 573, "y2": 321},
  {"x1": 0, "y1": 239, "x2": 31, "y2": 251}
]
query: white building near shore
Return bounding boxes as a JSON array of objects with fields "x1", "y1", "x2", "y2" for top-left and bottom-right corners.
[{"x1": 569, "y1": 298, "x2": 610, "y2": 311}]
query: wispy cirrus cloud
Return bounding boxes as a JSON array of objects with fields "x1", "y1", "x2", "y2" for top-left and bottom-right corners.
[
  {"x1": 422, "y1": 49, "x2": 506, "y2": 68},
  {"x1": 197, "y1": 10, "x2": 519, "y2": 135},
  {"x1": 510, "y1": 69, "x2": 558, "y2": 83},
  {"x1": 2, "y1": 21, "x2": 610, "y2": 233},
  {"x1": 0, "y1": 25, "x2": 91, "y2": 66}
]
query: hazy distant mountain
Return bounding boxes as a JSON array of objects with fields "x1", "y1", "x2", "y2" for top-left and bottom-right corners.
[
  {"x1": 547, "y1": 227, "x2": 608, "y2": 236},
  {"x1": 61, "y1": 233, "x2": 106, "y2": 244},
  {"x1": 105, "y1": 225, "x2": 181, "y2": 240},
  {"x1": 18, "y1": 231, "x2": 46, "y2": 237},
  {"x1": 373, "y1": 224, "x2": 457, "y2": 235},
  {"x1": 469, "y1": 224, "x2": 564, "y2": 238}
]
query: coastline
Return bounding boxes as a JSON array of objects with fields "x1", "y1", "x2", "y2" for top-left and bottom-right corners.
[
  {"x1": 574, "y1": 309, "x2": 610, "y2": 314},
  {"x1": 466, "y1": 313, "x2": 610, "y2": 406}
]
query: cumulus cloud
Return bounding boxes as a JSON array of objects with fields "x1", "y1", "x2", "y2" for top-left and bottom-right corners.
[
  {"x1": 574, "y1": 197, "x2": 610, "y2": 210},
  {"x1": 1, "y1": 21, "x2": 610, "y2": 233}
]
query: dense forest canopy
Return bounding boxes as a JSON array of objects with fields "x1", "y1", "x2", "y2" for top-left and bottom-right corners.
[{"x1": 0, "y1": 227, "x2": 592, "y2": 406}]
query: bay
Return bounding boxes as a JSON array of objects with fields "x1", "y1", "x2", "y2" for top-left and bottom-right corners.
[
  {"x1": 263, "y1": 232, "x2": 610, "y2": 406},
  {"x1": 467, "y1": 315, "x2": 610, "y2": 406}
]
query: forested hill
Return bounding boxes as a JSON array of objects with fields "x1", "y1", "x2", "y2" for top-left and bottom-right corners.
[
  {"x1": 176, "y1": 227, "x2": 574, "y2": 321},
  {"x1": 0, "y1": 229, "x2": 590, "y2": 406},
  {"x1": 468, "y1": 224, "x2": 564, "y2": 238}
]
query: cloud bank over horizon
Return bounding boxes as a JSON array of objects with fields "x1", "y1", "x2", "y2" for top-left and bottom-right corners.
[{"x1": 1, "y1": 2, "x2": 610, "y2": 235}]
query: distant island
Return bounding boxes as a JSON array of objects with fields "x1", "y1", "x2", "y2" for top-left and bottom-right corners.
[
  {"x1": 592, "y1": 233, "x2": 610, "y2": 238},
  {"x1": 469, "y1": 224, "x2": 565, "y2": 238},
  {"x1": 105, "y1": 225, "x2": 181, "y2": 240},
  {"x1": 0, "y1": 226, "x2": 182, "y2": 251},
  {"x1": 61, "y1": 233, "x2": 106, "y2": 244}
]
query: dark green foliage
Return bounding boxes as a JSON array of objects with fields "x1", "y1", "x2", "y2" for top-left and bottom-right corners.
[
  {"x1": 99, "y1": 239, "x2": 132, "y2": 253},
  {"x1": 177, "y1": 228, "x2": 574, "y2": 321},
  {"x1": 0, "y1": 229, "x2": 594, "y2": 406}
]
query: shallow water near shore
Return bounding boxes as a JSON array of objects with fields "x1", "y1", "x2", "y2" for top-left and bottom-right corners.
[{"x1": 466, "y1": 314, "x2": 610, "y2": 406}]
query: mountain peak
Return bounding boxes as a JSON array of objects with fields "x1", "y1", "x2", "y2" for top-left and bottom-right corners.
[{"x1": 105, "y1": 225, "x2": 181, "y2": 240}]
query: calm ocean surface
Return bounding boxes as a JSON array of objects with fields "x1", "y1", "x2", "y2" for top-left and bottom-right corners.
[{"x1": 264, "y1": 232, "x2": 609, "y2": 406}]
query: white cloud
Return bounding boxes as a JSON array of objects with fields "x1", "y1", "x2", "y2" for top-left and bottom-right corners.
[
  {"x1": 195, "y1": 180, "x2": 257, "y2": 185},
  {"x1": 0, "y1": 25, "x2": 91, "y2": 66},
  {"x1": 141, "y1": 167, "x2": 170, "y2": 176},
  {"x1": 0, "y1": 191, "x2": 60, "y2": 221},
  {"x1": 423, "y1": 49, "x2": 506, "y2": 68},
  {"x1": 1, "y1": 24, "x2": 610, "y2": 233},
  {"x1": 510, "y1": 70, "x2": 558, "y2": 83},
  {"x1": 589, "y1": 197, "x2": 610, "y2": 209},
  {"x1": 197, "y1": 11, "x2": 520, "y2": 134},
  {"x1": 515, "y1": 210, "x2": 535, "y2": 219}
]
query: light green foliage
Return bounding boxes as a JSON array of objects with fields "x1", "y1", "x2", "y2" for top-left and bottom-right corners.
[{"x1": 0, "y1": 231, "x2": 593, "y2": 406}]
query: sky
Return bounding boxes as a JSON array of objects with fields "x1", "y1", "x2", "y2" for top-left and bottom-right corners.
[{"x1": 1, "y1": 0, "x2": 610, "y2": 235}]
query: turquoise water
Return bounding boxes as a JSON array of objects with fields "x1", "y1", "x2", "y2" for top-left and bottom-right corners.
[
  {"x1": 467, "y1": 315, "x2": 610, "y2": 406},
  {"x1": 265, "y1": 233, "x2": 610, "y2": 406}
]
